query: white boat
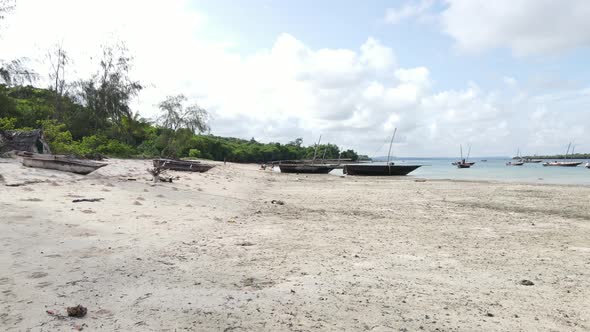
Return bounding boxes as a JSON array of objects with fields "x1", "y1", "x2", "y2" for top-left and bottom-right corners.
[{"x1": 22, "y1": 154, "x2": 107, "y2": 175}]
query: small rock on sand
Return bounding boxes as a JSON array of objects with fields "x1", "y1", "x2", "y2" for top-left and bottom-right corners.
[{"x1": 67, "y1": 305, "x2": 88, "y2": 317}]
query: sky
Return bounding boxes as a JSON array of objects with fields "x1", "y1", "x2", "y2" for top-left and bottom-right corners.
[{"x1": 1, "y1": 0, "x2": 590, "y2": 157}]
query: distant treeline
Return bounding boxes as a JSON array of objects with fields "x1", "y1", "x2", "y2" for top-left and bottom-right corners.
[
  {"x1": 519, "y1": 154, "x2": 590, "y2": 160},
  {"x1": 0, "y1": 84, "x2": 359, "y2": 162}
]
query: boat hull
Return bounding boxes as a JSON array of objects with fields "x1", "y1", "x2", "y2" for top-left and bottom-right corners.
[
  {"x1": 153, "y1": 159, "x2": 215, "y2": 172},
  {"x1": 506, "y1": 162, "x2": 524, "y2": 166},
  {"x1": 343, "y1": 164, "x2": 421, "y2": 176},
  {"x1": 278, "y1": 164, "x2": 335, "y2": 174},
  {"x1": 22, "y1": 156, "x2": 107, "y2": 175},
  {"x1": 542, "y1": 162, "x2": 582, "y2": 167}
]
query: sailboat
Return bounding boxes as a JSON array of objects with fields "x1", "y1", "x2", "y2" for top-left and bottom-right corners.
[
  {"x1": 452, "y1": 145, "x2": 475, "y2": 168},
  {"x1": 506, "y1": 148, "x2": 524, "y2": 166},
  {"x1": 343, "y1": 128, "x2": 422, "y2": 176},
  {"x1": 542, "y1": 143, "x2": 582, "y2": 167}
]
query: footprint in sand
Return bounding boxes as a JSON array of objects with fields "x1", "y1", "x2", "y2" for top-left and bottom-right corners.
[{"x1": 29, "y1": 272, "x2": 48, "y2": 279}]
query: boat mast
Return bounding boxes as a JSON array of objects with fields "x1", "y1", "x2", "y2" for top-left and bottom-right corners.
[
  {"x1": 565, "y1": 142, "x2": 571, "y2": 161},
  {"x1": 466, "y1": 145, "x2": 471, "y2": 162},
  {"x1": 386, "y1": 128, "x2": 397, "y2": 175},
  {"x1": 460, "y1": 144, "x2": 463, "y2": 161},
  {"x1": 312, "y1": 135, "x2": 322, "y2": 163}
]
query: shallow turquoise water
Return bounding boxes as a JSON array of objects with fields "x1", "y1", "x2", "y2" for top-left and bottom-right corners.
[{"x1": 387, "y1": 158, "x2": 590, "y2": 185}]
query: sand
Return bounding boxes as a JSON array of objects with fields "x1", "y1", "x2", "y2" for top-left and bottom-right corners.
[{"x1": 1, "y1": 158, "x2": 589, "y2": 331}]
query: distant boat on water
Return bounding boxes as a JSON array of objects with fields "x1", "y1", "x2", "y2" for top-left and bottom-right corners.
[
  {"x1": 343, "y1": 128, "x2": 422, "y2": 176},
  {"x1": 585, "y1": 162, "x2": 590, "y2": 169},
  {"x1": 542, "y1": 142, "x2": 582, "y2": 167},
  {"x1": 507, "y1": 148, "x2": 525, "y2": 166},
  {"x1": 523, "y1": 158, "x2": 543, "y2": 163},
  {"x1": 453, "y1": 145, "x2": 474, "y2": 168}
]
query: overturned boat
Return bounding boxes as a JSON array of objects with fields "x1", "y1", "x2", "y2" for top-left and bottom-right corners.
[
  {"x1": 344, "y1": 162, "x2": 421, "y2": 176},
  {"x1": 153, "y1": 159, "x2": 215, "y2": 172},
  {"x1": 21, "y1": 154, "x2": 107, "y2": 175}
]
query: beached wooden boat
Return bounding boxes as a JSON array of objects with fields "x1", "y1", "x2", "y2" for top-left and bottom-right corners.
[
  {"x1": 21, "y1": 154, "x2": 107, "y2": 175},
  {"x1": 278, "y1": 164, "x2": 335, "y2": 174},
  {"x1": 344, "y1": 163, "x2": 421, "y2": 176},
  {"x1": 344, "y1": 128, "x2": 422, "y2": 176},
  {"x1": 153, "y1": 159, "x2": 215, "y2": 172}
]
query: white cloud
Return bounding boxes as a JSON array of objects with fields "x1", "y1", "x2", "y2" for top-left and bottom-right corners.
[
  {"x1": 441, "y1": 0, "x2": 590, "y2": 55},
  {"x1": 384, "y1": 0, "x2": 435, "y2": 24},
  {"x1": 1, "y1": 0, "x2": 590, "y2": 156}
]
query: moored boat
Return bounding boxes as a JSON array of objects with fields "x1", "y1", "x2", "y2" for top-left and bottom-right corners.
[
  {"x1": 542, "y1": 142, "x2": 582, "y2": 167},
  {"x1": 22, "y1": 154, "x2": 107, "y2": 175},
  {"x1": 586, "y1": 162, "x2": 590, "y2": 169},
  {"x1": 453, "y1": 145, "x2": 475, "y2": 168},
  {"x1": 506, "y1": 161, "x2": 524, "y2": 166},
  {"x1": 523, "y1": 158, "x2": 543, "y2": 163},
  {"x1": 542, "y1": 161, "x2": 582, "y2": 167},
  {"x1": 153, "y1": 159, "x2": 215, "y2": 172}
]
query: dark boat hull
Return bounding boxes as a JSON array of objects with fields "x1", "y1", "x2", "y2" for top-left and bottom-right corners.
[
  {"x1": 153, "y1": 159, "x2": 215, "y2": 172},
  {"x1": 22, "y1": 155, "x2": 107, "y2": 175},
  {"x1": 542, "y1": 162, "x2": 582, "y2": 167},
  {"x1": 343, "y1": 164, "x2": 421, "y2": 176},
  {"x1": 456, "y1": 164, "x2": 471, "y2": 168},
  {"x1": 279, "y1": 164, "x2": 335, "y2": 174}
]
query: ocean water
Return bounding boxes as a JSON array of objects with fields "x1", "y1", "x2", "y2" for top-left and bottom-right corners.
[{"x1": 334, "y1": 158, "x2": 590, "y2": 185}]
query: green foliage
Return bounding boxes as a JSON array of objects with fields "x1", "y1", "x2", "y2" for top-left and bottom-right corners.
[
  {"x1": 0, "y1": 116, "x2": 15, "y2": 130},
  {"x1": 1, "y1": 84, "x2": 361, "y2": 162}
]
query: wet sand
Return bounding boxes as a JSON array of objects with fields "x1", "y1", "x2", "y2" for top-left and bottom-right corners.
[{"x1": 1, "y1": 158, "x2": 589, "y2": 331}]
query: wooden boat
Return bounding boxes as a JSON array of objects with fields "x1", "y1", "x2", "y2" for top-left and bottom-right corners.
[
  {"x1": 278, "y1": 164, "x2": 335, "y2": 174},
  {"x1": 455, "y1": 162, "x2": 471, "y2": 169},
  {"x1": 453, "y1": 145, "x2": 475, "y2": 168},
  {"x1": 542, "y1": 161, "x2": 582, "y2": 167},
  {"x1": 344, "y1": 162, "x2": 421, "y2": 176},
  {"x1": 506, "y1": 161, "x2": 524, "y2": 166},
  {"x1": 22, "y1": 154, "x2": 107, "y2": 175},
  {"x1": 523, "y1": 158, "x2": 542, "y2": 163},
  {"x1": 153, "y1": 159, "x2": 215, "y2": 172},
  {"x1": 541, "y1": 142, "x2": 582, "y2": 167},
  {"x1": 452, "y1": 161, "x2": 475, "y2": 166},
  {"x1": 344, "y1": 128, "x2": 422, "y2": 176}
]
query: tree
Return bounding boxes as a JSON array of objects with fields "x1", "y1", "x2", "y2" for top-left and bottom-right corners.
[
  {"x1": 0, "y1": 58, "x2": 38, "y2": 86},
  {"x1": 0, "y1": 0, "x2": 15, "y2": 24},
  {"x1": 157, "y1": 94, "x2": 209, "y2": 134},
  {"x1": 77, "y1": 42, "x2": 142, "y2": 130},
  {"x1": 47, "y1": 42, "x2": 71, "y2": 119}
]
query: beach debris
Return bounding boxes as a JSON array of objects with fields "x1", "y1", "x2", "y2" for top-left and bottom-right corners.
[
  {"x1": 67, "y1": 305, "x2": 88, "y2": 317},
  {"x1": 237, "y1": 241, "x2": 255, "y2": 247},
  {"x1": 414, "y1": 179, "x2": 427, "y2": 182},
  {"x1": 519, "y1": 279, "x2": 535, "y2": 286},
  {"x1": 147, "y1": 167, "x2": 173, "y2": 183},
  {"x1": 72, "y1": 198, "x2": 104, "y2": 203},
  {"x1": 271, "y1": 200, "x2": 285, "y2": 205},
  {"x1": 486, "y1": 312, "x2": 494, "y2": 317},
  {"x1": 5, "y1": 179, "x2": 47, "y2": 187}
]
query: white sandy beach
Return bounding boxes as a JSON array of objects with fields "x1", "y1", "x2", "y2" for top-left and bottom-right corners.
[{"x1": 1, "y1": 158, "x2": 589, "y2": 331}]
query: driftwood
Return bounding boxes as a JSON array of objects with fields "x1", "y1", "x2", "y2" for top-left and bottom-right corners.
[
  {"x1": 147, "y1": 167, "x2": 174, "y2": 183},
  {"x1": 72, "y1": 198, "x2": 104, "y2": 203}
]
